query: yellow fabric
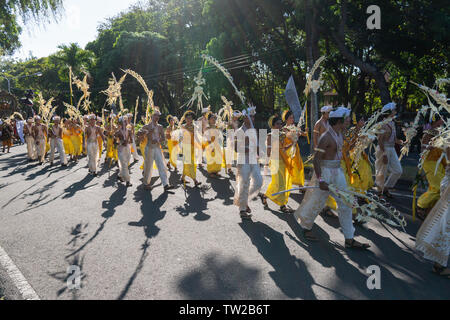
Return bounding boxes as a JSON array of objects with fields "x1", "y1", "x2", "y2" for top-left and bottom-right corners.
[
  {"x1": 182, "y1": 128, "x2": 196, "y2": 180},
  {"x1": 417, "y1": 160, "x2": 445, "y2": 210},
  {"x1": 326, "y1": 196, "x2": 337, "y2": 211},
  {"x1": 265, "y1": 136, "x2": 294, "y2": 206},
  {"x1": 205, "y1": 135, "x2": 222, "y2": 174},
  {"x1": 70, "y1": 128, "x2": 83, "y2": 156},
  {"x1": 106, "y1": 136, "x2": 118, "y2": 161},
  {"x1": 285, "y1": 138, "x2": 305, "y2": 186},
  {"x1": 97, "y1": 135, "x2": 103, "y2": 158},
  {"x1": 167, "y1": 139, "x2": 178, "y2": 168},
  {"x1": 62, "y1": 130, "x2": 73, "y2": 155}
]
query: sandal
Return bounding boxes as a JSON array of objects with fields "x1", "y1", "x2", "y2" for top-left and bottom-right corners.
[
  {"x1": 280, "y1": 205, "x2": 294, "y2": 214},
  {"x1": 432, "y1": 265, "x2": 450, "y2": 278},
  {"x1": 240, "y1": 211, "x2": 253, "y2": 220},
  {"x1": 345, "y1": 239, "x2": 371, "y2": 250},
  {"x1": 322, "y1": 208, "x2": 338, "y2": 218},
  {"x1": 259, "y1": 193, "x2": 268, "y2": 207},
  {"x1": 417, "y1": 209, "x2": 428, "y2": 221},
  {"x1": 304, "y1": 230, "x2": 319, "y2": 242}
]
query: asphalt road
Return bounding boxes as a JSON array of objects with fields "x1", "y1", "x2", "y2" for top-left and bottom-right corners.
[{"x1": 0, "y1": 144, "x2": 448, "y2": 300}]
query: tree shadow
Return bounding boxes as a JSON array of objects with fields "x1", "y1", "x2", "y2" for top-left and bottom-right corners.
[
  {"x1": 66, "y1": 185, "x2": 128, "y2": 259},
  {"x1": 117, "y1": 187, "x2": 170, "y2": 299},
  {"x1": 178, "y1": 252, "x2": 264, "y2": 300}
]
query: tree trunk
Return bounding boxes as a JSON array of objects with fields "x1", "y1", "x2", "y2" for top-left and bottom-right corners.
[{"x1": 330, "y1": 0, "x2": 391, "y2": 105}]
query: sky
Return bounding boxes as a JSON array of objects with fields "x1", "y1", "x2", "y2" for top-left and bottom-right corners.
[{"x1": 13, "y1": 0, "x2": 139, "y2": 60}]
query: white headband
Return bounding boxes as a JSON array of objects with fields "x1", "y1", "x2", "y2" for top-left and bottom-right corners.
[
  {"x1": 382, "y1": 102, "x2": 396, "y2": 113},
  {"x1": 329, "y1": 107, "x2": 351, "y2": 118},
  {"x1": 321, "y1": 106, "x2": 333, "y2": 113}
]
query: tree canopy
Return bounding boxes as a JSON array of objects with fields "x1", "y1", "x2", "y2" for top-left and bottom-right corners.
[{"x1": 1, "y1": 0, "x2": 449, "y2": 125}]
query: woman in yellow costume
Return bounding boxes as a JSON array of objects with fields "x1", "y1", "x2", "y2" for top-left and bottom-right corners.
[
  {"x1": 417, "y1": 118, "x2": 446, "y2": 220},
  {"x1": 179, "y1": 110, "x2": 202, "y2": 187},
  {"x1": 105, "y1": 114, "x2": 118, "y2": 166},
  {"x1": 281, "y1": 109, "x2": 306, "y2": 187},
  {"x1": 259, "y1": 115, "x2": 295, "y2": 213},
  {"x1": 70, "y1": 119, "x2": 83, "y2": 162},
  {"x1": 204, "y1": 112, "x2": 223, "y2": 178},
  {"x1": 62, "y1": 118, "x2": 74, "y2": 161},
  {"x1": 165, "y1": 115, "x2": 179, "y2": 171},
  {"x1": 342, "y1": 114, "x2": 374, "y2": 193}
]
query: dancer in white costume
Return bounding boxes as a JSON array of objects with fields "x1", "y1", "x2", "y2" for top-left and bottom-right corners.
[
  {"x1": 16, "y1": 117, "x2": 25, "y2": 144},
  {"x1": 115, "y1": 116, "x2": 133, "y2": 187},
  {"x1": 294, "y1": 107, "x2": 370, "y2": 249},
  {"x1": 85, "y1": 115, "x2": 105, "y2": 176},
  {"x1": 32, "y1": 116, "x2": 47, "y2": 165},
  {"x1": 375, "y1": 102, "x2": 404, "y2": 198},
  {"x1": 415, "y1": 147, "x2": 450, "y2": 277},
  {"x1": 233, "y1": 106, "x2": 263, "y2": 220},
  {"x1": 49, "y1": 116, "x2": 68, "y2": 167},
  {"x1": 138, "y1": 108, "x2": 176, "y2": 192},
  {"x1": 23, "y1": 118, "x2": 37, "y2": 161}
]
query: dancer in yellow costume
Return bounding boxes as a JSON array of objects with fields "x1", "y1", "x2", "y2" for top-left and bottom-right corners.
[
  {"x1": 165, "y1": 115, "x2": 179, "y2": 171},
  {"x1": 70, "y1": 119, "x2": 83, "y2": 162},
  {"x1": 282, "y1": 109, "x2": 306, "y2": 187},
  {"x1": 180, "y1": 110, "x2": 202, "y2": 187},
  {"x1": 313, "y1": 106, "x2": 338, "y2": 216},
  {"x1": 204, "y1": 112, "x2": 223, "y2": 178},
  {"x1": 259, "y1": 115, "x2": 295, "y2": 213},
  {"x1": 417, "y1": 118, "x2": 446, "y2": 220},
  {"x1": 105, "y1": 114, "x2": 118, "y2": 166},
  {"x1": 62, "y1": 119, "x2": 74, "y2": 160}
]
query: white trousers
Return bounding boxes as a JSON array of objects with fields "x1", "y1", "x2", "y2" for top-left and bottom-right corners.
[
  {"x1": 131, "y1": 138, "x2": 139, "y2": 161},
  {"x1": 25, "y1": 136, "x2": 37, "y2": 160},
  {"x1": 118, "y1": 145, "x2": 131, "y2": 182},
  {"x1": 36, "y1": 138, "x2": 46, "y2": 162},
  {"x1": 294, "y1": 166, "x2": 355, "y2": 239},
  {"x1": 86, "y1": 140, "x2": 99, "y2": 173},
  {"x1": 234, "y1": 164, "x2": 263, "y2": 211},
  {"x1": 143, "y1": 145, "x2": 169, "y2": 187},
  {"x1": 50, "y1": 138, "x2": 67, "y2": 165},
  {"x1": 375, "y1": 146, "x2": 402, "y2": 190}
]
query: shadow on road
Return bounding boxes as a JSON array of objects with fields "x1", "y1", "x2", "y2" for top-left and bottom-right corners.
[
  {"x1": 117, "y1": 188, "x2": 170, "y2": 300},
  {"x1": 178, "y1": 252, "x2": 263, "y2": 300},
  {"x1": 239, "y1": 221, "x2": 317, "y2": 299}
]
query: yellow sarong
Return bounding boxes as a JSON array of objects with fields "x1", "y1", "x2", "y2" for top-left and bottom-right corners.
[
  {"x1": 205, "y1": 138, "x2": 222, "y2": 174},
  {"x1": 265, "y1": 138, "x2": 294, "y2": 206},
  {"x1": 167, "y1": 139, "x2": 178, "y2": 169},
  {"x1": 417, "y1": 159, "x2": 445, "y2": 210},
  {"x1": 106, "y1": 136, "x2": 118, "y2": 161}
]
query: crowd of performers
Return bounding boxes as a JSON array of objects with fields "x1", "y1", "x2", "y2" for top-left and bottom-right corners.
[{"x1": 6, "y1": 101, "x2": 449, "y2": 278}]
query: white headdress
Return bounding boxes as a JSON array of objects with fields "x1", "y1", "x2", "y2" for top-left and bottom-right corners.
[
  {"x1": 321, "y1": 105, "x2": 333, "y2": 113},
  {"x1": 202, "y1": 106, "x2": 211, "y2": 114},
  {"x1": 34, "y1": 115, "x2": 41, "y2": 120},
  {"x1": 233, "y1": 110, "x2": 242, "y2": 118},
  {"x1": 381, "y1": 102, "x2": 396, "y2": 113},
  {"x1": 152, "y1": 107, "x2": 161, "y2": 116},
  {"x1": 53, "y1": 116, "x2": 61, "y2": 121},
  {"x1": 88, "y1": 114, "x2": 96, "y2": 120},
  {"x1": 329, "y1": 107, "x2": 350, "y2": 118},
  {"x1": 243, "y1": 105, "x2": 256, "y2": 116}
]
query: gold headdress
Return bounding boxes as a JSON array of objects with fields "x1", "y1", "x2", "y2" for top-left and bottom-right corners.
[
  {"x1": 282, "y1": 109, "x2": 292, "y2": 122},
  {"x1": 268, "y1": 115, "x2": 277, "y2": 129}
]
